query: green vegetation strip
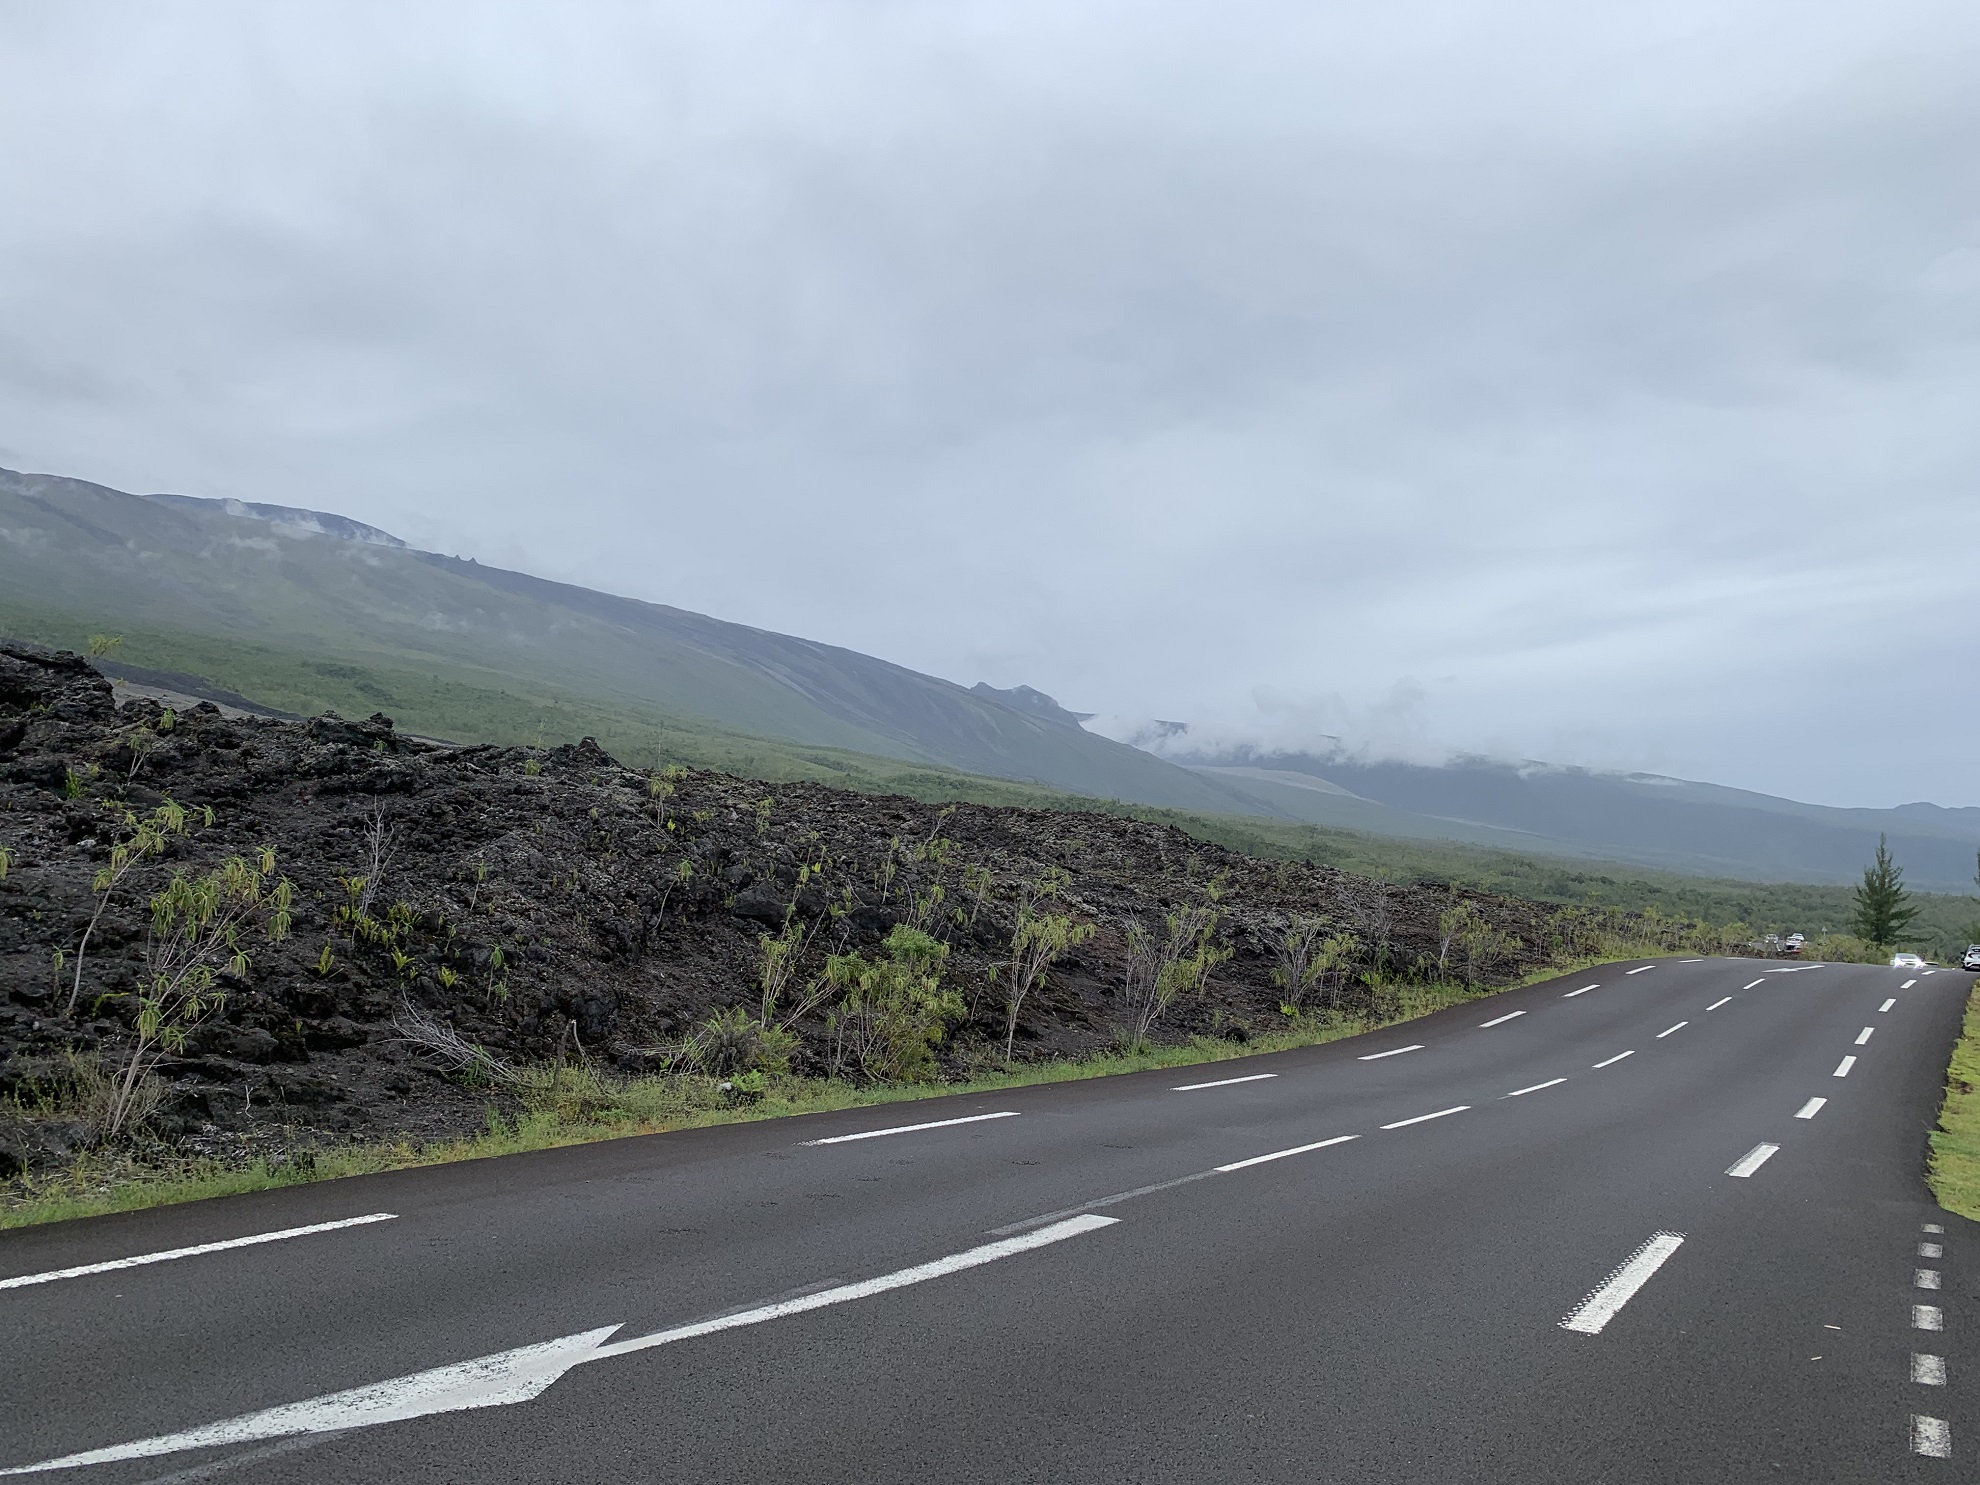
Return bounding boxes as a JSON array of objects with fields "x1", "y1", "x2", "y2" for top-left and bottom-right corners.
[
  {"x1": 2, "y1": 957, "x2": 1656, "y2": 1230},
  {"x1": 1928, "y1": 979, "x2": 1980, "y2": 1221}
]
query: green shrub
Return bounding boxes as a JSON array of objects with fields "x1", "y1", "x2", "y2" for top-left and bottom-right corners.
[{"x1": 826, "y1": 926, "x2": 964, "y2": 1082}]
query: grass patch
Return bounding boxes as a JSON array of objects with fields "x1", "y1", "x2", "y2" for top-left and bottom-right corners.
[
  {"x1": 1928, "y1": 979, "x2": 1980, "y2": 1220},
  {"x1": 3, "y1": 962, "x2": 1644, "y2": 1229}
]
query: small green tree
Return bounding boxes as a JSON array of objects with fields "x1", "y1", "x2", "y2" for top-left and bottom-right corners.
[
  {"x1": 67, "y1": 799, "x2": 199, "y2": 1014},
  {"x1": 997, "y1": 871, "x2": 1092, "y2": 1061},
  {"x1": 105, "y1": 848, "x2": 294, "y2": 1138},
  {"x1": 1119, "y1": 900, "x2": 1231, "y2": 1046},
  {"x1": 1850, "y1": 834, "x2": 1919, "y2": 949}
]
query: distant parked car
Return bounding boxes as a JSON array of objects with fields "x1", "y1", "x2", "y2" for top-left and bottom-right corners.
[
  {"x1": 1963, "y1": 946, "x2": 1980, "y2": 971},
  {"x1": 1891, "y1": 952, "x2": 1926, "y2": 969}
]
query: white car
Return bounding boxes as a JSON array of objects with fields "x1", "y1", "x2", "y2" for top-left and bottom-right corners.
[
  {"x1": 1891, "y1": 952, "x2": 1926, "y2": 969},
  {"x1": 1963, "y1": 945, "x2": 1980, "y2": 971}
]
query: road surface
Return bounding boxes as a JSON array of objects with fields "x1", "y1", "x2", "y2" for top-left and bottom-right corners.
[{"x1": 2, "y1": 957, "x2": 1973, "y2": 1481}]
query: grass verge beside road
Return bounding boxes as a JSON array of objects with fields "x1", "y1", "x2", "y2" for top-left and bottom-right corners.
[{"x1": 1928, "y1": 979, "x2": 1980, "y2": 1220}]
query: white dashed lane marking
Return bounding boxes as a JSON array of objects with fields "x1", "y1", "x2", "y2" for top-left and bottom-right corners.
[
  {"x1": 1559, "y1": 1231, "x2": 1686, "y2": 1335},
  {"x1": 1795, "y1": 1097, "x2": 1826, "y2": 1119},
  {"x1": 1742, "y1": 979, "x2": 1765, "y2": 990},
  {"x1": 1912, "y1": 1415, "x2": 1951, "y2": 1458},
  {"x1": 1916, "y1": 1269, "x2": 1941, "y2": 1291},
  {"x1": 1380, "y1": 1106, "x2": 1470, "y2": 1130},
  {"x1": 799, "y1": 1112, "x2": 1020, "y2": 1146},
  {"x1": 1706, "y1": 997, "x2": 1732, "y2": 1010},
  {"x1": 1592, "y1": 1051, "x2": 1634, "y2": 1069},
  {"x1": 0, "y1": 1214, "x2": 398, "y2": 1292},
  {"x1": 1833, "y1": 1056, "x2": 1856, "y2": 1077},
  {"x1": 1478, "y1": 1010, "x2": 1526, "y2": 1028},
  {"x1": 1171, "y1": 1073, "x2": 1277, "y2": 1092},
  {"x1": 1563, "y1": 985, "x2": 1598, "y2": 998},
  {"x1": 1920, "y1": 1242, "x2": 1943, "y2": 1259},
  {"x1": 1725, "y1": 1143, "x2": 1779, "y2": 1178},
  {"x1": 1880, "y1": 998, "x2": 1897, "y2": 1012},
  {"x1": 1214, "y1": 1135, "x2": 1359, "y2": 1173},
  {"x1": 1854, "y1": 1027, "x2": 1874, "y2": 1045},
  {"x1": 1625, "y1": 966, "x2": 1655, "y2": 975},
  {"x1": 1902, "y1": 979, "x2": 1918, "y2": 989},
  {"x1": 1506, "y1": 1079, "x2": 1567, "y2": 1097},
  {"x1": 1913, "y1": 1354, "x2": 1947, "y2": 1385},
  {"x1": 1656, "y1": 1022, "x2": 1687, "y2": 1038},
  {"x1": 1357, "y1": 1045, "x2": 1424, "y2": 1061},
  {"x1": 1914, "y1": 1304, "x2": 1943, "y2": 1331}
]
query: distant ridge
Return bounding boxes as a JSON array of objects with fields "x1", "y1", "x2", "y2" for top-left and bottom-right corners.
[{"x1": 1172, "y1": 746, "x2": 1980, "y2": 892}]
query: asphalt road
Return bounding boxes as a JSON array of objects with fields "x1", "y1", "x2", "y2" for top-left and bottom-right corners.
[{"x1": 2, "y1": 957, "x2": 1973, "y2": 1482}]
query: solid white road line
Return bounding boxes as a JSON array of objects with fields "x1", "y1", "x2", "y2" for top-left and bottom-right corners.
[
  {"x1": 988, "y1": 1171, "x2": 1217, "y2": 1235},
  {"x1": 1725, "y1": 1143, "x2": 1780, "y2": 1178},
  {"x1": 1881, "y1": 998, "x2": 1897, "y2": 1012},
  {"x1": 1357, "y1": 1044, "x2": 1424, "y2": 1061},
  {"x1": 1795, "y1": 1098, "x2": 1826, "y2": 1119},
  {"x1": 1911, "y1": 1415, "x2": 1951, "y2": 1458},
  {"x1": 1707, "y1": 997, "x2": 1732, "y2": 1010},
  {"x1": 1379, "y1": 1105, "x2": 1469, "y2": 1130},
  {"x1": 0, "y1": 1215, "x2": 1120, "y2": 1476},
  {"x1": 1914, "y1": 1304, "x2": 1943, "y2": 1330},
  {"x1": 1742, "y1": 979, "x2": 1765, "y2": 990},
  {"x1": 1921, "y1": 1242, "x2": 1943, "y2": 1259},
  {"x1": 799, "y1": 1111, "x2": 1019, "y2": 1145},
  {"x1": 1656, "y1": 1021, "x2": 1687, "y2": 1038},
  {"x1": 1478, "y1": 1010, "x2": 1526, "y2": 1028},
  {"x1": 1592, "y1": 1051, "x2": 1634, "y2": 1069},
  {"x1": 1506, "y1": 1079, "x2": 1567, "y2": 1097},
  {"x1": 1171, "y1": 1073, "x2": 1278, "y2": 1092},
  {"x1": 1913, "y1": 1353, "x2": 1947, "y2": 1385},
  {"x1": 0, "y1": 1214, "x2": 397, "y2": 1293},
  {"x1": 1902, "y1": 979, "x2": 1918, "y2": 989},
  {"x1": 1559, "y1": 1231, "x2": 1686, "y2": 1335},
  {"x1": 1626, "y1": 966, "x2": 1655, "y2": 975},
  {"x1": 1214, "y1": 1135, "x2": 1359, "y2": 1173},
  {"x1": 1854, "y1": 1027, "x2": 1874, "y2": 1045},
  {"x1": 1916, "y1": 1269, "x2": 1942, "y2": 1290},
  {"x1": 1833, "y1": 1056, "x2": 1856, "y2": 1077},
  {"x1": 1564, "y1": 985, "x2": 1598, "y2": 998}
]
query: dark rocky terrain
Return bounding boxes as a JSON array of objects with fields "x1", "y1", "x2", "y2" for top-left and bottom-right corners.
[{"x1": 0, "y1": 645, "x2": 1649, "y2": 1181}]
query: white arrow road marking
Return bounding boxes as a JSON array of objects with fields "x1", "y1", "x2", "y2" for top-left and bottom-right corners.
[
  {"x1": 0, "y1": 1215, "x2": 1118, "y2": 1475},
  {"x1": 1560, "y1": 1231, "x2": 1685, "y2": 1335},
  {"x1": 0, "y1": 1326, "x2": 620, "y2": 1476},
  {"x1": 0, "y1": 1214, "x2": 397, "y2": 1293}
]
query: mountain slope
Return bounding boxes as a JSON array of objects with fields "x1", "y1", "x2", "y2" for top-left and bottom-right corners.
[{"x1": 0, "y1": 466, "x2": 1264, "y2": 815}]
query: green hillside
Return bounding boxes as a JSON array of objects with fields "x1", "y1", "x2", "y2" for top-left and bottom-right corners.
[{"x1": 0, "y1": 467, "x2": 1265, "y2": 816}]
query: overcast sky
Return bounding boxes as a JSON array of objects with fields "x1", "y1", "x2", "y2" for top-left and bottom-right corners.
[{"x1": 2, "y1": 2, "x2": 1976, "y2": 807}]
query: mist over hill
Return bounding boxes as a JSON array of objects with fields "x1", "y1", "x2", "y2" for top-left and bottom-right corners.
[{"x1": 1145, "y1": 739, "x2": 1980, "y2": 893}]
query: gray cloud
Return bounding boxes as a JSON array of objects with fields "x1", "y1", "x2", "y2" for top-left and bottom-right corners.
[{"x1": 2, "y1": 1, "x2": 1975, "y2": 805}]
